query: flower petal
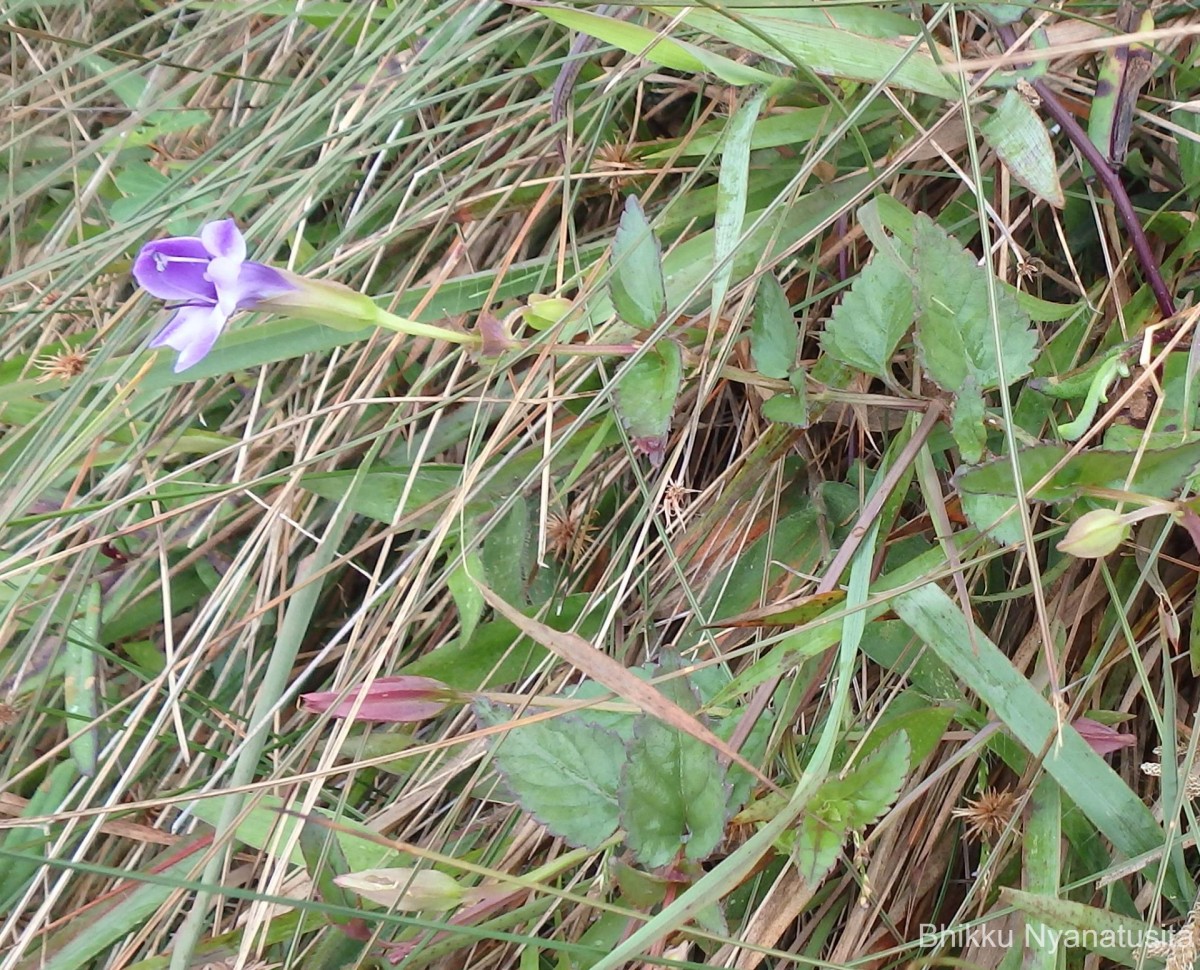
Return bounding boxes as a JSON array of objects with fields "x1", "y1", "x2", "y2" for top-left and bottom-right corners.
[
  {"x1": 206, "y1": 256, "x2": 244, "y2": 316},
  {"x1": 234, "y1": 261, "x2": 298, "y2": 307},
  {"x1": 133, "y1": 237, "x2": 217, "y2": 302},
  {"x1": 148, "y1": 304, "x2": 227, "y2": 372},
  {"x1": 201, "y1": 219, "x2": 246, "y2": 262}
]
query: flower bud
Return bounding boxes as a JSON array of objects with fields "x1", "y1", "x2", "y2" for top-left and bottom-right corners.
[
  {"x1": 521, "y1": 294, "x2": 575, "y2": 331},
  {"x1": 1056, "y1": 508, "x2": 1129, "y2": 558},
  {"x1": 334, "y1": 868, "x2": 465, "y2": 911}
]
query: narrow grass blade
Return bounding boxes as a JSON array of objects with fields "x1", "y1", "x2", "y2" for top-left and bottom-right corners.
[
  {"x1": 892, "y1": 581, "x2": 1189, "y2": 909},
  {"x1": 1024, "y1": 776, "x2": 1063, "y2": 970}
]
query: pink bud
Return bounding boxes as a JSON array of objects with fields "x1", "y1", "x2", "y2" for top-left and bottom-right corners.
[
  {"x1": 1072, "y1": 717, "x2": 1135, "y2": 756},
  {"x1": 300, "y1": 676, "x2": 459, "y2": 722}
]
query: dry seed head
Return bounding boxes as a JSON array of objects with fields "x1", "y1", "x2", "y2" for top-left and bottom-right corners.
[
  {"x1": 0, "y1": 701, "x2": 20, "y2": 728},
  {"x1": 594, "y1": 141, "x2": 641, "y2": 192},
  {"x1": 545, "y1": 508, "x2": 596, "y2": 564},
  {"x1": 34, "y1": 348, "x2": 90, "y2": 382},
  {"x1": 1016, "y1": 257, "x2": 1044, "y2": 283},
  {"x1": 660, "y1": 481, "x2": 696, "y2": 527},
  {"x1": 951, "y1": 788, "x2": 1018, "y2": 841}
]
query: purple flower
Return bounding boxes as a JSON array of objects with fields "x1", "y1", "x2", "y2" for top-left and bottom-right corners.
[{"x1": 133, "y1": 219, "x2": 296, "y2": 371}]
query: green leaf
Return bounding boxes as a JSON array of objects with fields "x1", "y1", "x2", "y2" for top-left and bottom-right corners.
[
  {"x1": 10, "y1": 841, "x2": 211, "y2": 970},
  {"x1": 862, "y1": 702, "x2": 955, "y2": 766},
  {"x1": 188, "y1": 794, "x2": 398, "y2": 871},
  {"x1": 822, "y1": 254, "x2": 914, "y2": 381},
  {"x1": 954, "y1": 440, "x2": 1200, "y2": 503},
  {"x1": 827, "y1": 732, "x2": 911, "y2": 829},
  {"x1": 476, "y1": 700, "x2": 623, "y2": 850},
  {"x1": 610, "y1": 196, "x2": 666, "y2": 330},
  {"x1": 645, "y1": 102, "x2": 892, "y2": 160},
  {"x1": 615, "y1": 341, "x2": 684, "y2": 466},
  {"x1": 300, "y1": 424, "x2": 604, "y2": 527},
  {"x1": 1174, "y1": 101, "x2": 1200, "y2": 191},
  {"x1": 794, "y1": 810, "x2": 844, "y2": 886},
  {"x1": 893, "y1": 582, "x2": 1187, "y2": 909},
  {"x1": 619, "y1": 717, "x2": 729, "y2": 868},
  {"x1": 951, "y1": 375, "x2": 988, "y2": 463},
  {"x1": 298, "y1": 813, "x2": 356, "y2": 912},
  {"x1": 912, "y1": 214, "x2": 1037, "y2": 392},
  {"x1": 63, "y1": 584, "x2": 101, "y2": 778},
  {"x1": 1002, "y1": 889, "x2": 1156, "y2": 966},
  {"x1": 712, "y1": 87, "x2": 767, "y2": 313},
  {"x1": 750, "y1": 274, "x2": 797, "y2": 379},
  {"x1": 447, "y1": 552, "x2": 485, "y2": 645},
  {"x1": 981, "y1": 89, "x2": 1064, "y2": 208},
  {"x1": 795, "y1": 733, "x2": 909, "y2": 883},
  {"x1": 664, "y1": 176, "x2": 870, "y2": 310},
  {"x1": 675, "y1": 7, "x2": 956, "y2": 98},
  {"x1": 857, "y1": 195, "x2": 1076, "y2": 322},
  {"x1": 762, "y1": 390, "x2": 809, "y2": 426},
  {"x1": 978, "y1": 3, "x2": 1030, "y2": 24},
  {"x1": 403, "y1": 593, "x2": 603, "y2": 691},
  {"x1": 537, "y1": 6, "x2": 779, "y2": 87},
  {"x1": 480, "y1": 498, "x2": 528, "y2": 607}
]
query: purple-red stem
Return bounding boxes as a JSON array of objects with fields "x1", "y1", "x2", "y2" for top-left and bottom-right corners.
[{"x1": 994, "y1": 23, "x2": 1175, "y2": 319}]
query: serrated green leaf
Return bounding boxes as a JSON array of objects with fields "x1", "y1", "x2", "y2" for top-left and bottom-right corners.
[
  {"x1": 857, "y1": 195, "x2": 1076, "y2": 322},
  {"x1": 959, "y1": 490, "x2": 1026, "y2": 545},
  {"x1": 610, "y1": 196, "x2": 666, "y2": 330},
  {"x1": 614, "y1": 341, "x2": 683, "y2": 466},
  {"x1": 619, "y1": 716, "x2": 728, "y2": 869},
  {"x1": 951, "y1": 375, "x2": 988, "y2": 463},
  {"x1": 617, "y1": 653, "x2": 729, "y2": 868},
  {"x1": 826, "y1": 732, "x2": 911, "y2": 829},
  {"x1": 794, "y1": 734, "x2": 910, "y2": 883},
  {"x1": 981, "y1": 89, "x2": 1064, "y2": 208},
  {"x1": 751, "y1": 274, "x2": 797, "y2": 379},
  {"x1": 912, "y1": 214, "x2": 1036, "y2": 391},
  {"x1": 476, "y1": 700, "x2": 623, "y2": 850},
  {"x1": 822, "y1": 254, "x2": 914, "y2": 380}
]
